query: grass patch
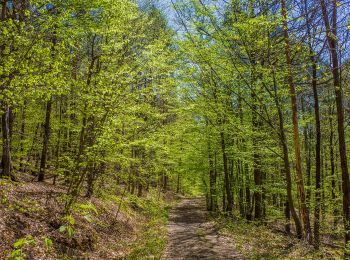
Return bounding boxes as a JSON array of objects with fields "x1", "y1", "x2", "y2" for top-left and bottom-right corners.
[{"x1": 127, "y1": 191, "x2": 171, "y2": 259}]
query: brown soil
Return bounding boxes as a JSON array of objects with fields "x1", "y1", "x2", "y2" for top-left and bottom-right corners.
[
  {"x1": 0, "y1": 175, "x2": 143, "y2": 259},
  {"x1": 163, "y1": 198, "x2": 245, "y2": 260}
]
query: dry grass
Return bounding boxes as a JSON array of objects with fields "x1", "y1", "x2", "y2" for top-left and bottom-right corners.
[{"x1": 215, "y1": 217, "x2": 344, "y2": 259}]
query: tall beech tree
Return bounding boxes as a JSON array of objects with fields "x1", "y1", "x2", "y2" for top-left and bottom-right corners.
[
  {"x1": 319, "y1": 0, "x2": 350, "y2": 249},
  {"x1": 280, "y1": 0, "x2": 311, "y2": 242}
]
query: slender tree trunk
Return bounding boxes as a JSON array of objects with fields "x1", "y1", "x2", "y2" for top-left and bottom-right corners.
[
  {"x1": 303, "y1": 0, "x2": 322, "y2": 247},
  {"x1": 221, "y1": 131, "x2": 233, "y2": 212},
  {"x1": 245, "y1": 164, "x2": 252, "y2": 220},
  {"x1": 85, "y1": 165, "x2": 95, "y2": 198},
  {"x1": 208, "y1": 141, "x2": 217, "y2": 211},
  {"x1": 38, "y1": 98, "x2": 53, "y2": 182},
  {"x1": 329, "y1": 106, "x2": 338, "y2": 227},
  {"x1": 285, "y1": 199, "x2": 291, "y2": 234},
  {"x1": 252, "y1": 89, "x2": 262, "y2": 220},
  {"x1": 64, "y1": 114, "x2": 89, "y2": 213},
  {"x1": 306, "y1": 130, "x2": 312, "y2": 205},
  {"x1": 311, "y1": 58, "x2": 322, "y2": 249},
  {"x1": 319, "y1": 0, "x2": 350, "y2": 249},
  {"x1": 53, "y1": 96, "x2": 63, "y2": 185},
  {"x1": 281, "y1": 0, "x2": 311, "y2": 241},
  {"x1": 238, "y1": 160, "x2": 245, "y2": 217},
  {"x1": 19, "y1": 102, "x2": 26, "y2": 172},
  {"x1": 238, "y1": 87, "x2": 248, "y2": 218},
  {"x1": 301, "y1": 98, "x2": 311, "y2": 206},
  {"x1": 272, "y1": 70, "x2": 303, "y2": 238},
  {"x1": 1, "y1": 104, "x2": 12, "y2": 178}
]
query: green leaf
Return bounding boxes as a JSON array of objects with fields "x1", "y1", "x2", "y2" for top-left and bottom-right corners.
[
  {"x1": 83, "y1": 214, "x2": 93, "y2": 223},
  {"x1": 58, "y1": 225, "x2": 66, "y2": 233},
  {"x1": 44, "y1": 237, "x2": 53, "y2": 249},
  {"x1": 67, "y1": 226, "x2": 75, "y2": 238}
]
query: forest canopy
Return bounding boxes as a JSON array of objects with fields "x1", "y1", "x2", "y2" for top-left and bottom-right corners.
[{"x1": 1, "y1": 0, "x2": 350, "y2": 258}]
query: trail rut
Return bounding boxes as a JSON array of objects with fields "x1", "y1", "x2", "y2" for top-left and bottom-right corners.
[{"x1": 163, "y1": 198, "x2": 245, "y2": 260}]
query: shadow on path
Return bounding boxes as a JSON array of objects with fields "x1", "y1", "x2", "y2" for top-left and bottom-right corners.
[{"x1": 163, "y1": 198, "x2": 245, "y2": 260}]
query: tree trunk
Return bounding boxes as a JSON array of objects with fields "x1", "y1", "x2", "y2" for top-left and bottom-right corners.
[
  {"x1": 285, "y1": 199, "x2": 291, "y2": 234},
  {"x1": 238, "y1": 160, "x2": 245, "y2": 217},
  {"x1": 302, "y1": 0, "x2": 322, "y2": 247},
  {"x1": 53, "y1": 96, "x2": 63, "y2": 185},
  {"x1": 281, "y1": 0, "x2": 311, "y2": 242},
  {"x1": 319, "y1": 0, "x2": 350, "y2": 249},
  {"x1": 301, "y1": 98, "x2": 311, "y2": 206},
  {"x1": 272, "y1": 70, "x2": 303, "y2": 238},
  {"x1": 19, "y1": 102, "x2": 26, "y2": 172},
  {"x1": 245, "y1": 163, "x2": 252, "y2": 220},
  {"x1": 252, "y1": 88, "x2": 262, "y2": 220},
  {"x1": 311, "y1": 58, "x2": 321, "y2": 249},
  {"x1": 1, "y1": 103, "x2": 12, "y2": 178},
  {"x1": 220, "y1": 131, "x2": 233, "y2": 212},
  {"x1": 208, "y1": 142, "x2": 217, "y2": 211},
  {"x1": 329, "y1": 106, "x2": 338, "y2": 227},
  {"x1": 38, "y1": 98, "x2": 53, "y2": 182}
]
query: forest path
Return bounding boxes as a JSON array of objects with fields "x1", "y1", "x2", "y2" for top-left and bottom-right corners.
[{"x1": 163, "y1": 198, "x2": 245, "y2": 260}]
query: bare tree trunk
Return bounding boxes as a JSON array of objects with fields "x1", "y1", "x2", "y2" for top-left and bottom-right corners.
[
  {"x1": 208, "y1": 141, "x2": 217, "y2": 211},
  {"x1": 38, "y1": 98, "x2": 52, "y2": 182},
  {"x1": 19, "y1": 102, "x2": 26, "y2": 172},
  {"x1": 285, "y1": 199, "x2": 291, "y2": 234},
  {"x1": 272, "y1": 70, "x2": 303, "y2": 238},
  {"x1": 221, "y1": 131, "x2": 233, "y2": 212},
  {"x1": 311, "y1": 58, "x2": 322, "y2": 249},
  {"x1": 252, "y1": 88, "x2": 262, "y2": 220},
  {"x1": 301, "y1": 98, "x2": 311, "y2": 206},
  {"x1": 1, "y1": 104, "x2": 12, "y2": 178},
  {"x1": 281, "y1": 0, "x2": 311, "y2": 242},
  {"x1": 319, "y1": 0, "x2": 350, "y2": 249},
  {"x1": 329, "y1": 106, "x2": 338, "y2": 227},
  {"x1": 302, "y1": 0, "x2": 322, "y2": 247},
  {"x1": 53, "y1": 96, "x2": 63, "y2": 185}
]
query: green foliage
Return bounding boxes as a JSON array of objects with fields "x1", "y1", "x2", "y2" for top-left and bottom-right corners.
[
  {"x1": 7, "y1": 235, "x2": 35, "y2": 260},
  {"x1": 127, "y1": 192, "x2": 170, "y2": 259},
  {"x1": 43, "y1": 237, "x2": 53, "y2": 250},
  {"x1": 59, "y1": 215, "x2": 76, "y2": 238},
  {"x1": 1, "y1": 0, "x2": 350, "y2": 257},
  {"x1": 75, "y1": 202, "x2": 99, "y2": 222}
]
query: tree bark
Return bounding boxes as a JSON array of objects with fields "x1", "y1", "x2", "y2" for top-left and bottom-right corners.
[
  {"x1": 280, "y1": 0, "x2": 311, "y2": 242},
  {"x1": 208, "y1": 141, "x2": 218, "y2": 211},
  {"x1": 319, "y1": 0, "x2": 350, "y2": 249},
  {"x1": 38, "y1": 98, "x2": 53, "y2": 182},
  {"x1": 311, "y1": 58, "x2": 321, "y2": 249},
  {"x1": 272, "y1": 70, "x2": 303, "y2": 238},
  {"x1": 220, "y1": 131, "x2": 233, "y2": 212},
  {"x1": 19, "y1": 102, "x2": 26, "y2": 172},
  {"x1": 1, "y1": 104, "x2": 12, "y2": 178},
  {"x1": 251, "y1": 84, "x2": 263, "y2": 220},
  {"x1": 329, "y1": 106, "x2": 338, "y2": 227}
]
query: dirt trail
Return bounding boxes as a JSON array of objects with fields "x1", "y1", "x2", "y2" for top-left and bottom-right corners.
[{"x1": 163, "y1": 198, "x2": 245, "y2": 260}]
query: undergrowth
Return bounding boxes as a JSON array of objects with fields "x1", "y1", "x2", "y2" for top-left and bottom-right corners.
[
  {"x1": 127, "y1": 190, "x2": 171, "y2": 259},
  {"x1": 0, "y1": 179, "x2": 174, "y2": 259},
  {"x1": 216, "y1": 216, "x2": 342, "y2": 259}
]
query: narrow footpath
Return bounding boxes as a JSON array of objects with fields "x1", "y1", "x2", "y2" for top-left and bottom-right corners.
[{"x1": 163, "y1": 198, "x2": 245, "y2": 260}]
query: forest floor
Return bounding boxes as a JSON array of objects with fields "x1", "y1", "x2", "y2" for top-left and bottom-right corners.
[
  {"x1": 0, "y1": 174, "x2": 171, "y2": 259},
  {"x1": 164, "y1": 198, "x2": 343, "y2": 259},
  {"x1": 0, "y1": 176, "x2": 344, "y2": 259},
  {"x1": 163, "y1": 198, "x2": 245, "y2": 259}
]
